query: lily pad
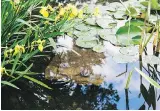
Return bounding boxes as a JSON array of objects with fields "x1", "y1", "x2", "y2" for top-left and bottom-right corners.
[
  {"x1": 119, "y1": 46, "x2": 139, "y2": 56},
  {"x1": 85, "y1": 18, "x2": 97, "y2": 25},
  {"x1": 113, "y1": 11, "x2": 126, "y2": 20},
  {"x1": 75, "y1": 30, "x2": 98, "y2": 38},
  {"x1": 92, "y1": 44, "x2": 105, "y2": 53},
  {"x1": 96, "y1": 18, "x2": 116, "y2": 28},
  {"x1": 74, "y1": 23, "x2": 90, "y2": 31},
  {"x1": 113, "y1": 54, "x2": 138, "y2": 63},
  {"x1": 76, "y1": 38, "x2": 98, "y2": 48},
  {"x1": 143, "y1": 55, "x2": 160, "y2": 65},
  {"x1": 116, "y1": 25, "x2": 142, "y2": 45}
]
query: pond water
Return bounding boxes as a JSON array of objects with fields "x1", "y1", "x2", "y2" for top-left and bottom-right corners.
[{"x1": 1, "y1": 0, "x2": 160, "y2": 110}]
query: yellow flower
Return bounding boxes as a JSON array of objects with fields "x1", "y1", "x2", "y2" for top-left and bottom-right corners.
[
  {"x1": 40, "y1": 7, "x2": 49, "y2": 18},
  {"x1": 37, "y1": 39, "x2": 45, "y2": 52},
  {"x1": 78, "y1": 10, "x2": 83, "y2": 19},
  {"x1": 93, "y1": 7, "x2": 100, "y2": 16},
  {"x1": 59, "y1": 8, "x2": 65, "y2": 16},
  {"x1": 13, "y1": 44, "x2": 25, "y2": 56},
  {"x1": 38, "y1": 44, "x2": 43, "y2": 52},
  {"x1": 1, "y1": 67, "x2": 6, "y2": 74},
  {"x1": 47, "y1": 4, "x2": 54, "y2": 12},
  {"x1": 58, "y1": 3, "x2": 63, "y2": 8},
  {"x1": 55, "y1": 15, "x2": 60, "y2": 23},
  {"x1": 4, "y1": 51, "x2": 8, "y2": 58},
  {"x1": 4, "y1": 48, "x2": 13, "y2": 58}
]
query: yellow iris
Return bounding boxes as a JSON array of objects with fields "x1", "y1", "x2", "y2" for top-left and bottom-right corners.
[
  {"x1": 47, "y1": 4, "x2": 54, "y2": 12},
  {"x1": 13, "y1": 44, "x2": 25, "y2": 56},
  {"x1": 37, "y1": 39, "x2": 45, "y2": 52},
  {"x1": 93, "y1": 7, "x2": 100, "y2": 16},
  {"x1": 59, "y1": 8, "x2": 65, "y2": 16},
  {"x1": 78, "y1": 10, "x2": 83, "y2": 19},
  {"x1": 1, "y1": 67, "x2": 6, "y2": 74},
  {"x1": 40, "y1": 7, "x2": 49, "y2": 18},
  {"x1": 4, "y1": 48, "x2": 13, "y2": 58}
]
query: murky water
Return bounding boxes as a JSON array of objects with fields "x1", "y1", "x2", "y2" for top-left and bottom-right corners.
[{"x1": 1, "y1": 0, "x2": 160, "y2": 110}]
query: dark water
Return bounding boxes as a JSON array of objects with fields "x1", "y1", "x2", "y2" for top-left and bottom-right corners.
[
  {"x1": 1, "y1": 0, "x2": 160, "y2": 110},
  {"x1": 1, "y1": 56, "x2": 160, "y2": 110}
]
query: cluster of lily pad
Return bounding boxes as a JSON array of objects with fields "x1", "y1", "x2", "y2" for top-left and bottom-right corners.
[{"x1": 60, "y1": 0, "x2": 160, "y2": 64}]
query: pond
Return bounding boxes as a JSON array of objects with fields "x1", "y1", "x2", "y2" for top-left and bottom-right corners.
[{"x1": 1, "y1": 0, "x2": 160, "y2": 110}]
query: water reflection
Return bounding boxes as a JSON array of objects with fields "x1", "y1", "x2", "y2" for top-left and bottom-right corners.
[{"x1": 2, "y1": 77, "x2": 119, "y2": 110}]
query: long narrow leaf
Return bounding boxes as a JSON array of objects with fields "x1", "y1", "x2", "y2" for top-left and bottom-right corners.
[
  {"x1": 135, "y1": 68, "x2": 160, "y2": 88},
  {"x1": 125, "y1": 70, "x2": 133, "y2": 89},
  {"x1": 16, "y1": 19, "x2": 36, "y2": 30},
  {"x1": 1, "y1": 81, "x2": 19, "y2": 89},
  {"x1": 23, "y1": 75, "x2": 52, "y2": 90}
]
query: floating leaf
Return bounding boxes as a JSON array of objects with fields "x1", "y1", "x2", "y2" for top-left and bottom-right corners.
[
  {"x1": 113, "y1": 54, "x2": 138, "y2": 63},
  {"x1": 75, "y1": 30, "x2": 97, "y2": 38},
  {"x1": 74, "y1": 23, "x2": 90, "y2": 31},
  {"x1": 116, "y1": 25, "x2": 142, "y2": 45},
  {"x1": 143, "y1": 55, "x2": 160, "y2": 65},
  {"x1": 125, "y1": 6, "x2": 138, "y2": 17},
  {"x1": 92, "y1": 44, "x2": 105, "y2": 53},
  {"x1": 85, "y1": 18, "x2": 97, "y2": 25},
  {"x1": 113, "y1": 11, "x2": 126, "y2": 20},
  {"x1": 125, "y1": 20, "x2": 144, "y2": 27},
  {"x1": 135, "y1": 68, "x2": 160, "y2": 89},
  {"x1": 96, "y1": 18, "x2": 116, "y2": 29},
  {"x1": 141, "y1": 0, "x2": 160, "y2": 10},
  {"x1": 119, "y1": 46, "x2": 139, "y2": 56},
  {"x1": 76, "y1": 38, "x2": 98, "y2": 48}
]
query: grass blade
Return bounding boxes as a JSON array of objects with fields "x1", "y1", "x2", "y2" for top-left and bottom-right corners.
[
  {"x1": 23, "y1": 75, "x2": 52, "y2": 90},
  {"x1": 135, "y1": 68, "x2": 160, "y2": 88},
  {"x1": 125, "y1": 70, "x2": 133, "y2": 89},
  {"x1": 1, "y1": 81, "x2": 20, "y2": 89}
]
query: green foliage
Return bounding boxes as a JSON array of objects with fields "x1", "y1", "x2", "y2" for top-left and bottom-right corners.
[
  {"x1": 1, "y1": 0, "x2": 68, "y2": 89},
  {"x1": 135, "y1": 68, "x2": 160, "y2": 88}
]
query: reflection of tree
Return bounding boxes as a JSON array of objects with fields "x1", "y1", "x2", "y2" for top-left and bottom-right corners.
[{"x1": 1, "y1": 75, "x2": 120, "y2": 110}]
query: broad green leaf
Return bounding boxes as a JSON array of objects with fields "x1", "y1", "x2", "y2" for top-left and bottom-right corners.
[
  {"x1": 125, "y1": 70, "x2": 133, "y2": 89},
  {"x1": 76, "y1": 38, "x2": 98, "y2": 48},
  {"x1": 141, "y1": 0, "x2": 160, "y2": 10},
  {"x1": 113, "y1": 54, "x2": 138, "y2": 63},
  {"x1": 85, "y1": 18, "x2": 97, "y2": 25},
  {"x1": 1, "y1": 81, "x2": 19, "y2": 89},
  {"x1": 23, "y1": 75, "x2": 52, "y2": 89},
  {"x1": 74, "y1": 23, "x2": 90, "y2": 31},
  {"x1": 125, "y1": 20, "x2": 144, "y2": 27},
  {"x1": 125, "y1": 6, "x2": 138, "y2": 17},
  {"x1": 143, "y1": 55, "x2": 160, "y2": 65},
  {"x1": 96, "y1": 18, "x2": 116, "y2": 29},
  {"x1": 119, "y1": 46, "x2": 139, "y2": 56},
  {"x1": 92, "y1": 44, "x2": 105, "y2": 53},
  {"x1": 116, "y1": 25, "x2": 142, "y2": 45},
  {"x1": 135, "y1": 68, "x2": 160, "y2": 88}
]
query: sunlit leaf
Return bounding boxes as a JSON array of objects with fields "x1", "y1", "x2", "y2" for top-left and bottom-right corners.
[
  {"x1": 23, "y1": 75, "x2": 52, "y2": 90},
  {"x1": 1, "y1": 81, "x2": 20, "y2": 89},
  {"x1": 135, "y1": 68, "x2": 160, "y2": 88}
]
